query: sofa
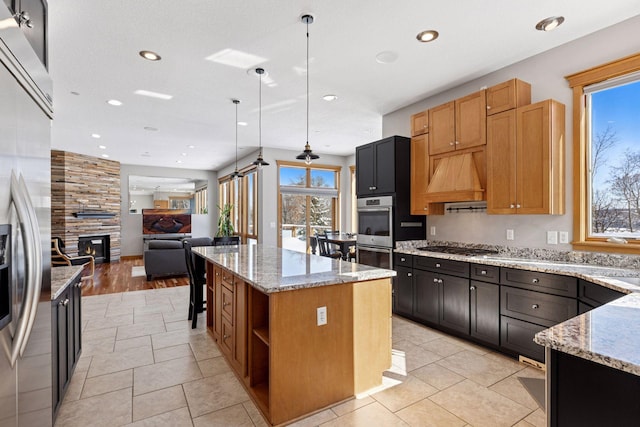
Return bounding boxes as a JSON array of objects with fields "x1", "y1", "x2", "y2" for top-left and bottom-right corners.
[{"x1": 144, "y1": 240, "x2": 188, "y2": 280}]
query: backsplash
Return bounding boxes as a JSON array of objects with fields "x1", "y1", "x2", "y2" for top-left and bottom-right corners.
[{"x1": 396, "y1": 240, "x2": 640, "y2": 270}]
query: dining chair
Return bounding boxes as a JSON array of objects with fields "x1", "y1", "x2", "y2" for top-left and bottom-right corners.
[
  {"x1": 183, "y1": 237, "x2": 213, "y2": 329},
  {"x1": 316, "y1": 234, "x2": 342, "y2": 259},
  {"x1": 51, "y1": 237, "x2": 95, "y2": 281}
]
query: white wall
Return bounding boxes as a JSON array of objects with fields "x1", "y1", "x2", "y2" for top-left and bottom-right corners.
[
  {"x1": 218, "y1": 148, "x2": 356, "y2": 247},
  {"x1": 120, "y1": 164, "x2": 217, "y2": 256},
  {"x1": 383, "y1": 15, "x2": 640, "y2": 250}
]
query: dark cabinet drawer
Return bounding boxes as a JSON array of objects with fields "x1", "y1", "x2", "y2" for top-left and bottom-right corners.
[
  {"x1": 470, "y1": 264, "x2": 500, "y2": 284},
  {"x1": 500, "y1": 316, "x2": 546, "y2": 362},
  {"x1": 414, "y1": 256, "x2": 469, "y2": 278},
  {"x1": 501, "y1": 286, "x2": 576, "y2": 327},
  {"x1": 578, "y1": 280, "x2": 624, "y2": 307},
  {"x1": 394, "y1": 253, "x2": 413, "y2": 268},
  {"x1": 501, "y1": 268, "x2": 577, "y2": 297}
]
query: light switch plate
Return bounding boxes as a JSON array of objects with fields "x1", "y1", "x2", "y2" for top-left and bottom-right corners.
[
  {"x1": 547, "y1": 231, "x2": 558, "y2": 245},
  {"x1": 317, "y1": 306, "x2": 327, "y2": 326},
  {"x1": 430, "y1": 226, "x2": 436, "y2": 236},
  {"x1": 506, "y1": 229, "x2": 514, "y2": 240},
  {"x1": 559, "y1": 231, "x2": 569, "y2": 244}
]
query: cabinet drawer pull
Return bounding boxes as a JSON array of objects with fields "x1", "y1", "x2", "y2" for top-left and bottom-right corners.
[
  {"x1": 435, "y1": 263, "x2": 441, "y2": 268},
  {"x1": 480, "y1": 270, "x2": 487, "y2": 275},
  {"x1": 433, "y1": 278, "x2": 439, "y2": 283},
  {"x1": 223, "y1": 301, "x2": 231, "y2": 307},
  {"x1": 438, "y1": 279, "x2": 443, "y2": 284},
  {"x1": 223, "y1": 334, "x2": 230, "y2": 340},
  {"x1": 59, "y1": 298, "x2": 69, "y2": 307},
  {"x1": 470, "y1": 286, "x2": 476, "y2": 291},
  {"x1": 400, "y1": 257, "x2": 406, "y2": 262},
  {"x1": 532, "y1": 278, "x2": 539, "y2": 284},
  {"x1": 532, "y1": 304, "x2": 539, "y2": 310},
  {"x1": 407, "y1": 272, "x2": 412, "y2": 277}
]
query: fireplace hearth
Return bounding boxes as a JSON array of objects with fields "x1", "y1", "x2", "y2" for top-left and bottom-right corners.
[{"x1": 78, "y1": 235, "x2": 110, "y2": 263}]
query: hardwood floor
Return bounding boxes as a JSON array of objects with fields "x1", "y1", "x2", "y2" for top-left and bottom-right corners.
[{"x1": 80, "y1": 257, "x2": 189, "y2": 296}]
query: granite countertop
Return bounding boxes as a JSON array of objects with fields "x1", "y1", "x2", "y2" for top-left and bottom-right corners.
[
  {"x1": 395, "y1": 247, "x2": 640, "y2": 294},
  {"x1": 51, "y1": 265, "x2": 84, "y2": 300},
  {"x1": 192, "y1": 244, "x2": 396, "y2": 293},
  {"x1": 534, "y1": 293, "x2": 640, "y2": 376}
]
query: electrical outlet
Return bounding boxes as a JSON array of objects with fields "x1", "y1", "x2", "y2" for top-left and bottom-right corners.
[
  {"x1": 506, "y1": 229, "x2": 515, "y2": 241},
  {"x1": 430, "y1": 226, "x2": 436, "y2": 236},
  {"x1": 547, "y1": 231, "x2": 558, "y2": 245},
  {"x1": 317, "y1": 306, "x2": 327, "y2": 326},
  {"x1": 559, "y1": 231, "x2": 569, "y2": 244}
]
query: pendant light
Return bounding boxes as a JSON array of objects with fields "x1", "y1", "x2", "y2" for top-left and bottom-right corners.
[
  {"x1": 295, "y1": 14, "x2": 319, "y2": 165},
  {"x1": 230, "y1": 99, "x2": 244, "y2": 180},
  {"x1": 252, "y1": 67, "x2": 270, "y2": 169}
]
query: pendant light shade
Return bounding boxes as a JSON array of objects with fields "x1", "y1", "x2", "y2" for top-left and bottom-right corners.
[
  {"x1": 295, "y1": 14, "x2": 319, "y2": 165},
  {"x1": 230, "y1": 99, "x2": 244, "y2": 180},
  {"x1": 252, "y1": 67, "x2": 270, "y2": 169}
]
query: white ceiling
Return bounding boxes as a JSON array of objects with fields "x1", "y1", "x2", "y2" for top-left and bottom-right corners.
[{"x1": 48, "y1": 0, "x2": 640, "y2": 171}]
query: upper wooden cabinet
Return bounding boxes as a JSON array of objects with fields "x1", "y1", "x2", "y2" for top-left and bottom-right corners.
[
  {"x1": 410, "y1": 134, "x2": 444, "y2": 215},
  {"x1": 486, "y1": 79, "x2": 531, "y2": 115},
  {"x1": 487, "y1": 99, "x2": 565, "y2": 214},
  {"x1": 429, "y1": 90, "x2": 486, "y2": 155},
  {"x1": 411, "y1": 110, "x2": 429, "y2": 136}
]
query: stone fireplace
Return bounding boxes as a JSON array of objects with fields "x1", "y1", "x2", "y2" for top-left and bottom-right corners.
[{"x1": 78, "y1": 235, "x2": 111, "y2": 263}]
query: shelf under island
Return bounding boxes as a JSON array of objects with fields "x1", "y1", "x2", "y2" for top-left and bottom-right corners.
[{"x1": 192, "y1": 245, "x2": 396, "y2": 426}]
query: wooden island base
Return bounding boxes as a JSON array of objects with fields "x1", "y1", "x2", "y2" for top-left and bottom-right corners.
[{"x1": 205, "y1": 261, "x2": 392, "y2": 426}]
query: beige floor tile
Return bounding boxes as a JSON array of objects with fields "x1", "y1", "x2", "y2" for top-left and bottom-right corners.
[
  {"x1": 74, "y1": 355, "x2": 92, "y2": 374},
  {"x1": 134, "y1": 303, "x2": 175, "y2": 316},
  {"x1": 162, "y1": 310, "x2": 189, "y2": 323},
  {"x1": 524, "y1": 408, "x2": 546, "y2": 427},
  {"x1": 443, "y1": 336, "x2": 492, "y2": 355},
  {"x1": 190, "y1": 336, "x2": 223, "y2": 360},
  {"x1": 197, "y1": 355, "x2": 230, "y2": 377},
  {"x1": 489, "y1": 372, "x2": 541, "y2": 410},
  {"x1": 117, "y1": 321, "x2": 167, "y2": 341},
  {"x1": 288, "y1": 409, "x2": 338, "y2": 427},
  {"x1": 82, "y1": 306, "x2": 108, "y2": 321},
  {"x1": 392, "y1": 340, "x2": 442, "y2": 373},
  {"x1": 193, "y1": 403, "x2": 255, "y2": 427},
  {"x1": 81, "y1": 337, "x2": 115, "y2": 356},
  {"x1": 55, "y1": 387, "x2": 132, "y2": 427},
  {"x1": 330, "y1": 396, "x2": 375, "y2": 417},
  {"x1": 151, "y1": 329, "x2": 201, "y2": 350},
  {"x1": 124, "y1": 407, "x2": 193, "y2": 427},
  {"x1": 164, "y1": 320, "x2": 191, "y2": 331},
  {"x1": 104, "y1": 305, "x2": 135, "y2": 318},
  {"x1": 410, "y1": 363, "x2": 465, "y2": 390},
  {"x1": 82, "y1": 327, "x2": 117, "y2": 343},
  {"x1": 243, "y1": 400, "x2": 270, "y2": 427},
  {"x1": 436, "y1": 350, "x2": 524, "y2": 387},
  {"x1": 134, "y1": 312, "x2": 165, "y2": 325},
  {"x1": 87, "y1": 345, "x2": 154, "y2": 378},
  {"x1": 513, "y1": 421, "x2": 536, "y2": 427},
  {"x1": 115, "y1": 335, "x2": 152, "y2": 352},
  {"x1": 132, "y1": 384, "x2": 187, "y2": 421},
  {"x1": 419, "y1": 337, "x2": 468, "y2": 358},
  {"x1": 154, "y1": 343, "x2": 194, "y2": 363},
  {"x1": 84, "y1": 313, "x2": 133, "y2": 331},
  {"x1": 62, "y1": 369, "x2": 88, "y2": 402},
  {"x1": 133, "y1": 355, "x2": 202, "y2": 396},
  {"x1": 396, "y1": 398, "x2": 466, "y2": 427},
  {"x1": 430, "y1": 379, "x2": 531, "y2": 427},
  {"x1": 372, "y1": 375, "x2": 438, "y2": 412},
  {"x1": 81, "y1": 369, "x2": 133, "y2": 398},
  {"x1": 182, "y1": 371, "x2": 249, "y2": 418},
  {"x1": 393, "y1": 321, "x2": 445, "y2": 345},
  {"x1": 320, "y1": 401, "x2": 408, "y2": 427}
]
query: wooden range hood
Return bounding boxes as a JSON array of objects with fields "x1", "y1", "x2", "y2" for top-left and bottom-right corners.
[{"x1": 425, "y1": 152, "x2": 484, "y2": 203}]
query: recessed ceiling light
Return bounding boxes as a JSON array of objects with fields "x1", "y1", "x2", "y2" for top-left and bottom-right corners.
[
  {"x1": 237, "y1": 121, "x2": 248, "y2": 126},
  {"x1": 101, "y1": 154, "x2": 109, "y2": 158},
  {"x1": 416, "y1": 30, "x2": 439, "y2": 43},
  {"x1": 141, "y1": 152, "x2": 151, "y2": 157},
  {"x1": 323, "y1": 94, "x2": 338, "y2": 101},
  {"x1": 187, "y1": 145, "x2": 195, "y2": 149},
  {"x1": 91, "y1": 133, "x2": 101, "y2": 139},
  {"x1": 98, "y1": 145, "x2": 106, "y2": 149},
  {"x1": 181, "y1": 153, "x2": 187, "y2": 156},
  {"x1": 205, "y1": 48, "x2": 266, "y2": 69},
  {"x1": 176, "y1": 160, "x2": 183, "y2": 164},
  {"x1": 107, "y1": 99, "x2": 122, "y2": 106},
  {"x1": 134, "y1": 90, "x2": 173, "y2": 100},
  {"x1": 139, "y1": 50, "x2": 161, "y2": 61},
  {"x1": 536, "y1": 16, "x2": 565, "y2": 32},
  {"x1": 375, "y1": 51, "x2": 398, "y2": 64},
  {"x1": 144, "y1": 126, "x2": 158, "y2": 131}
]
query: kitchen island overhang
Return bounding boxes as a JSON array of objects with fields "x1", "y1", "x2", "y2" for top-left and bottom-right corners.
[{"x1": 193, "y1": 244, "x2": 396, "y2": 425}]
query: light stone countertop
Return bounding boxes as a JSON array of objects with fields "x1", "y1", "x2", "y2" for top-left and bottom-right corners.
[
  {"x1": 51, "y1": 265, "x2": 83, "y2": 300},
  {"x1": 192, "y1": 244, "x2": 396, "y2": 293},
  {"x1": 534, "y1": 293, "x2": 640, "y2": 376}
]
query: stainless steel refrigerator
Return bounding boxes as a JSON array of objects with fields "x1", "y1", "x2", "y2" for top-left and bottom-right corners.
[{"x1": 0, "y1": 3, "x2": 53, "y2": 426}]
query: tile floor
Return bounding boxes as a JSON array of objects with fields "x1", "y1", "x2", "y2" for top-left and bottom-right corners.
[{"x1": 55, "y1": 286, "x2": 546, "y2": 427}]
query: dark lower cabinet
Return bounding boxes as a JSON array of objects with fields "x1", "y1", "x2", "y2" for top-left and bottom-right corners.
[
  {"x1": 52, "y1": 277, "x2": 82, "y2": 422},
  {"x1": 500, "y1": 315, "x2": 546, "y2": 362},
  {"x1": 470, "y1": 280, "x2": 500, "y2": 346},
  {"x1": 413, "y1": 269, "x2": 439, "y2": 324},
  {"x1": 413, "y1": 269, "x2": 469, "y2": 334},
  {"x1": 393, "y1": 266, "x2": 414, "y2": 317}
]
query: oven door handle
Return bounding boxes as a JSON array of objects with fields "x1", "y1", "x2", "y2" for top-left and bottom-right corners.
[
  {"x1": 358, "y1": 246, "x2": 393, "y2": 254},
  {"x1": 357, "y1": 207, "x2": 392, "y2": 213}
]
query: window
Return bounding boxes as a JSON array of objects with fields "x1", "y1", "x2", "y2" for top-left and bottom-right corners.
[
  {"x1": 567, "y1": 52, "x2": 640, "y2": 253},
  {"x1": 277, "y1": 161, "x2": 341, "y2": 253},
  {"x1": 194, "y1": 186, "x2": 208, "y2": 214},
  {"x1": 218, "y1": 166, "x2": 259, "y2": 243},
  {"x1": 350, "y1": 165, "x2": 357, "y2": 233}
]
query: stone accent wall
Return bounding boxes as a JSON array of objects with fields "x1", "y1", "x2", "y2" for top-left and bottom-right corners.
[{"x1": 51, "y1": 150, "x2": 121, "y2": 260}]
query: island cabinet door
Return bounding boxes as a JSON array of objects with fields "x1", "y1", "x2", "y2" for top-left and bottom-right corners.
[
  {"x1": 413, "y1": 270, "x2": 440, "y2": 325},
  {"x1": 232, "y1": 279, "x2": 247, "y2": 378}
]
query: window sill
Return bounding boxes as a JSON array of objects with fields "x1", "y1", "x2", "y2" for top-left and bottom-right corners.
[{"x1": 572, "y1": 240, "x2": 640, "y2": 255}]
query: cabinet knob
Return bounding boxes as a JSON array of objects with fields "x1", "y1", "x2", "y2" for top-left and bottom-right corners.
[
  {"x1": 223, "y1": 301, "x2": 231, "y2": 307},
  {"x1": 15, "y1": 11, "x2": 33, "y2": 28},
  {"x1": 407, "y1": 272, "x2": 412, "y2": 277},
  {"x1": 470, "y1": 286, "x2": 476, "y2": 291},
  {"x1": 400, "y1": 257, "x2": 406, "y2": 262},
  {"x1": 510, "y1": 204, "x2": 515, "y2": 209},
  {"x1": 435, "y1": 263, "x2": 441, "y2": 268},
  {"x1": 480, "y1": 270, "x2": 487, "y2": 275},
  {"x1": 532, "y1": 278, "x2": 539, "y2": 284},
  {"x1": 223, "y1": 334, "x2": 230, "y2": 340},
  {"x1": 516, "y1": 204, "x2": 521, "y2": 208},
  {"x1": 438, "y1": 278, "x2": 443, "y2": 284},
  {"x1": 455, "y1": 141, "x2": 459, "y2": 145},
  {"x1": 532, "y1": 304, "x2": 539, "y2": 310},
  {"x1": 424, "y1": 207, "x2": 428, "y2": 210},
  {"x1": 449, "y1": 142, "x2": 454, "y2": 146},
  {"x1": 487, "y1": 105, "x2": 492, "y2": 110},
  {"x1": 60, "y1": 298, "x2": 69, "y2": 307},
  {"x1": 433, "y1": 278, "x2": 439, "y2": 283}
]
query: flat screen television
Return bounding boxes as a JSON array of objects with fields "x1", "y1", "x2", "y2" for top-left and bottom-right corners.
[{"x1": 142, "y1": 209, "x2": 192, "y2": 235}]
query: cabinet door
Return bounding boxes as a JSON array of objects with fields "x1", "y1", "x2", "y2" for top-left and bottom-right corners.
[
  {"x1": 374, "y1": 138, "x2": 396, "y2": 194},
  {"x1": 429, "y1": 101, "x2": 455, "y2": 155},
  {"x1": 470, "y1": 280, "x2": 500, "y2": 346},
  {"x1": 413, "y1": 270, "x2": 440, "y2": 324},
  {"x1": 71, "y1": 279, "x2": 82, "y2": 365},
  {"x1": 455, "y1": 90, "x2": 486, "y2": 151},
  {"x1": 233, "y1": 279, "x2": 247, "y2": 377},
  {"x1": 393, "y1": 266, "x2": 414, "y2": 317},
  {"x1": 486, "y1": 110, "x2": 517, "y2": 214},
  {"x1": 410, "y1": 134, "x2": 429, "y2": 214},
  {"x1": 439, "y1": 274, "x2": 470, "y2": 334},
  {"x1": 55, "y1": 290, "x2": 70, "y2": 400},
  {"x1": 500, "y1": 316, "x2": 545, "y2": 362},
  {"x1": 516, "y1": 100, "x2": 565, "y2": 214},
  {"x1": 411, "y1": 110, "x2": 429, "y2": 136},
  {"x1": 486, "y1": 79, "x2": 531, "y2": 116},
  {"x1": 356, "y1": 144, "x2": 375, "y2": 196}
]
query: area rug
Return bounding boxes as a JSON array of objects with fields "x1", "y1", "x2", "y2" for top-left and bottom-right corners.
[
  {"x1": 518, "y1": 377, "x2": 545, "y2": 410},
  {"x1": 131, "y1": 266, "x2": 146, "y2": 278}
]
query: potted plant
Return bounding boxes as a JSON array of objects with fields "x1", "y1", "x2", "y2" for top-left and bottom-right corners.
[{"x1": 214, "y1": 203, "x2": 240, "y2": 245}]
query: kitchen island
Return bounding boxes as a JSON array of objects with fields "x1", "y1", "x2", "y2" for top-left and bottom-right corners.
[{"x1": 193, "y1": 245, "x2": 396, "y2": 426}]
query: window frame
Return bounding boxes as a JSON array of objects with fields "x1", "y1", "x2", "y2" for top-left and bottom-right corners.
[
  {"x1": 567, "y1": 52, "x2": 640, "y2": 254},
  {"x1": 218, "y1": 165, "x2": 259, "y2": 243}
]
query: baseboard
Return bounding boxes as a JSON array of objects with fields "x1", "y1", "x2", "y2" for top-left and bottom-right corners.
[{"x1": 121, "y1": 255, "x2": 142, "y2": 260}]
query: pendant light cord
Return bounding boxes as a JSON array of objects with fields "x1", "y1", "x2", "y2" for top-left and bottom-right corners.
[
  {"x1": 306, "y1": 19, "x2": 310, "y2": 146},
  {"x1": 235, "y1": 101, "x2": 239, "y2": 170},
  {"x1": 259, "y1": 70, "x2": 262, "y2": 154}
]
